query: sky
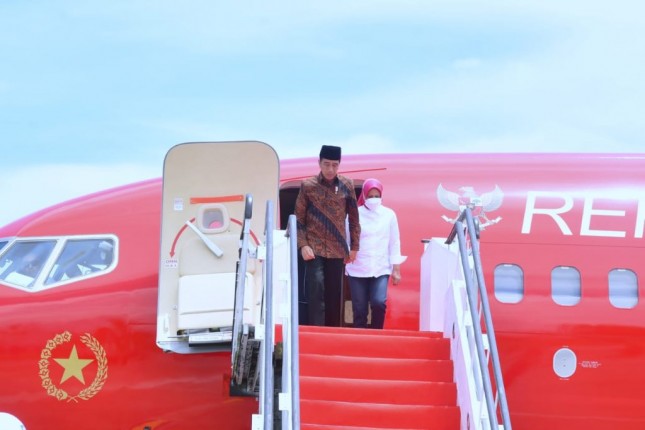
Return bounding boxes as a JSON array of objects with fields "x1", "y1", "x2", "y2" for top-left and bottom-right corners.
[{"x1": 1, "y1": 1, "x2": 644, "y2": 227}]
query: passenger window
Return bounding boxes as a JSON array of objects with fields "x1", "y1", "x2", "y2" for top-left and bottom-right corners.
[
  {"x1": 494, "y1": 264, "x2": 524, "y2": 303},
  {"x1": 46, "y1": 238, "x2": 115, "y2": 285},
  {"x1": 608, "y1": 268, "x2": 638, "y2": 309},
  {"x1": 552, "y1": 266, "x2": 581, "y2": 306}
]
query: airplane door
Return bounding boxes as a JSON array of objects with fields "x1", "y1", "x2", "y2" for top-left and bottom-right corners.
[{"x1": 156, "y1": 141, "x2": 279, "y2": 354}]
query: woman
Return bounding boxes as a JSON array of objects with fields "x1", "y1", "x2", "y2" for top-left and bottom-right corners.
[{"x1": 345, "y1": 178, "x2": 406, "y2": 329}]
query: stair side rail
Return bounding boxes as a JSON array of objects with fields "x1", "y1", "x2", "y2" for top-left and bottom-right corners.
[
  {"x1": 278, "y1": 214, "x2": 301, "y2": 429},
  {"x1": 238, "y1": 198, "x2": 275, "y2": 430},
  {"x1": 448, "y1": 208, "x2": 512, "y2": 430},
  {"x1": 259, "y1": 200, "x2": 275, "y2": 430},
  {"x1": 231, "y1": 194, "x2": 254, "y2": 380}
]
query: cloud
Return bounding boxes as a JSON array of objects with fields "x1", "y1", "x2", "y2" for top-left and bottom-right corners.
[{"x1": 2, "y1": 0, "x2": 645, "y2": 227}]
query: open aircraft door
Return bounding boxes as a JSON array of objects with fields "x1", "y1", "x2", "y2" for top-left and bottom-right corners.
[{"x1": 156, "y1": 141, "x2": 279, "y2": 354}]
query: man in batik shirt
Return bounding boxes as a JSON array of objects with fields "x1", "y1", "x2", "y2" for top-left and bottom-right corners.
[{"x1": 295, "y1": 145, "x2": 360, "y2": 326}]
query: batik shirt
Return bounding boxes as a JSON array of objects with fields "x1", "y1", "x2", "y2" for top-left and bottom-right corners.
[{"x1": 295, "y1": 173, "x2": 360, "y2": 259}]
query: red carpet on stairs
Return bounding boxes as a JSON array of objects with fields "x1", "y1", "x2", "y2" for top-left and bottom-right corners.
[{"x1": 298, "y1": 326, "x2": 460, "y2": 430}]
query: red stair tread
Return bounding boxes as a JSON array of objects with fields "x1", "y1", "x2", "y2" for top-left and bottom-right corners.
[
  {"x1": 300, "y1": 325, "x2": 444, "y2": 338},
  {"x1": 300, "y1": 354, "x2": 453, "y2": 382},
  {"x1": 300, "y1": 332, "x2": 450, "y2": 360},
  {"x1": 301, "y1": 425, "x2": 437, "y2": 430},
  {"x1": 300, "y1": 399, "x2": 460, "y2": 429},
  {"x1": 300, "y1": 376, "x2": 457, "y2": 405}
]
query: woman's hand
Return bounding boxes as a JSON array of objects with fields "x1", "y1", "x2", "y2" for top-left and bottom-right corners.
[{"x1": 392, "y1": 265, "x2": 401, "y2": 285}]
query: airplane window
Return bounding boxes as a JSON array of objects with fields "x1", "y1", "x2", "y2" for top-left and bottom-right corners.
[
  {"x1": 0, "y1": 241, "x2": 57, "y2": 288},
  {"x1": 608, "y1": 269, "x2": 638, "y2": 309},
  {"x1": 45, "y1": 238, "x2": 115, "y2": 285},
  {"x1": 552, "y1": 266, "x2": 581, "y2": 306},
  {"x1": 494, "y1": 264, "x2": 524, "y2": 303},
  {"x1": 197, "y1": 204, "x2": 229, "y2": 234},
  {"x1": 0, "y1": 240, "x2": 8, "y2": 252}
]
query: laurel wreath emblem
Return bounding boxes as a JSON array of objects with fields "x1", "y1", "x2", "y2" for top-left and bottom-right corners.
[{"x1": 38, "y1": 331, "x2": 108, "y2": 402}]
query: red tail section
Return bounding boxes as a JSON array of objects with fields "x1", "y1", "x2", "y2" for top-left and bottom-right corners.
[{"x1": 299, "y1": 326, "x2": 460, "y2": 429}]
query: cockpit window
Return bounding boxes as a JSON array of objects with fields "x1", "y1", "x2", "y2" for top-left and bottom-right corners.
[
  {"x1": 0, "y1": 240, "x2": 8, "y2": 252},
  {"x1": 0, "y1": 235, "x2": 117, "y2": 291},
  {"x1": 0, "y1": 241, "x2": 57, "y2": 288},
  {"x1": 45, "y1": 239, "x2": 115, "y2": 285}
]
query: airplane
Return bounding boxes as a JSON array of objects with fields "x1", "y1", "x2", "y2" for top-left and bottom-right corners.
[{"x1": 0, "y1": 141, "x2": 644, "y2": 429}]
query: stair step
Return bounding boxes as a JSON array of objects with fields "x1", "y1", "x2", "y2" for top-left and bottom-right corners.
[
  {"x1": 300, "y1": 325, "x2": 444, "y2": 339},
  {"x1": 301, "y1": 425, "x2": 436, "y2": 430},
  {"x1": 300, "y1": 399, "x2": 460, "y2": 429},
  {"x1": 300, "y1": 376, "x2": 456, "y2": 405},
  {"x1": 300, "y1": 354, "x2": 453, "y2": 382},
  {"x1": 300, "y1": 331, "x2": 450, "y2": 360}
]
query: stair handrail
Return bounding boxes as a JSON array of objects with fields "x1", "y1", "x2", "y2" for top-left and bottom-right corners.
[
  {"x1": 261, "y1": 200, "x2": 275, "y2": 430},
  {"x1": 282, "y1": 214, "x2": 301, "y2": 429},
  {"x1": 231, "y1": 194, "x2": 253, "y2": 384},
  {"x1": 447, "y1": 207, "x2": 512, "y2": 430}
]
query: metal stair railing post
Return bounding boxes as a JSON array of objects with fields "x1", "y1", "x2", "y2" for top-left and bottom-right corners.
[
  {"x1": 286, "y1": 214, "x2": 301, "y2": 429},
  {"x1": 262, "y1": 200, "x2": 275, "y2": 430}
]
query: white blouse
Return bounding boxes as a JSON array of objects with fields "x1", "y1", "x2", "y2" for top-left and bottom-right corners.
[{"x1": 345, "y1": 204, "x2": 407, "y2": 278}]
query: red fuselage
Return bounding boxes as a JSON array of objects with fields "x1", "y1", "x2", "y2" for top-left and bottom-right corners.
[{"x1": 1, "y1": 152, "x2": 644, "y2": 429}]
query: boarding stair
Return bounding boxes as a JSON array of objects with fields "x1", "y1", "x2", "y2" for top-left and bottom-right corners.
[
  {"x1": 236, "y1": 206, "x2": 511, "y2": 429},
  {"x1": 298, "y1": 325, "x2": 460, "y2": 429}
]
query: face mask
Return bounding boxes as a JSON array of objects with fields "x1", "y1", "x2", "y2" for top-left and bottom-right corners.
[{"x1": 364, "y1": 197, "x2": 382, "y2": 210}]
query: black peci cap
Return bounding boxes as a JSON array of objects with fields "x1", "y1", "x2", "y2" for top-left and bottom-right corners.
[{"x1": 319, "y1": 145, "x2": 341, "y2": 161}]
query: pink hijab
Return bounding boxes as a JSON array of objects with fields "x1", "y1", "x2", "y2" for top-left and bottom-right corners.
[{"x1": 358, "y1": 178, "x2": 383, "y2": 206}]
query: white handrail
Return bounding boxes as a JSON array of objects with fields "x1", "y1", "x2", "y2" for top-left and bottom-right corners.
[{"x1": 449, "y1": 208, "x2": 512, "y2": 430}]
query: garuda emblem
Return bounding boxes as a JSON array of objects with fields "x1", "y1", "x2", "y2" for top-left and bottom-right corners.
[
  {"x1": 39, "y1": 331, "x2": 108, "y2": 402},
  {"x1": 437, "y1": 184, "x2": 504, "y2": 230}
]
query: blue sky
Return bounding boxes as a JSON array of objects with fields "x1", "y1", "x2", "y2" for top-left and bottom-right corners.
[{"x1": 1, "y1": 1, "x2": 644, "y2": 226}]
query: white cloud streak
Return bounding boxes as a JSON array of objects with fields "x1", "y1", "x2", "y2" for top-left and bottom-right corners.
[{"x1": 0, "y1": 164, "x2": 160, "y2": 227}]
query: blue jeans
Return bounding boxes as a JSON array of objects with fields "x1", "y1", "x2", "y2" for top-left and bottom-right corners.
[{"x1": 348, "y1": 275, "x2": 389, "y2": 329}]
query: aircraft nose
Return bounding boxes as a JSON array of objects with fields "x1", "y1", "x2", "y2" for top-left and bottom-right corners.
[{"x1": 0, "y1": 413, "x2": 26, "y2": 430}]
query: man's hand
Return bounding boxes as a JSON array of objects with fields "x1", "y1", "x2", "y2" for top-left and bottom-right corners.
[
  {"x1": 345, "y1": 250, "x2": 357, "y2": 264},
  {"x1": 301, "y1": 245, "x2": 315, "y2": 261}
]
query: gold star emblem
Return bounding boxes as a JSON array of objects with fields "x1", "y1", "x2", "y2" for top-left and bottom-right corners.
[
  {"x1": 54, "y1": 345, "x2": 94, "y2": 384},
  {"x1": 40, "y1": 332, "x2": 108, "y2": 402}
]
